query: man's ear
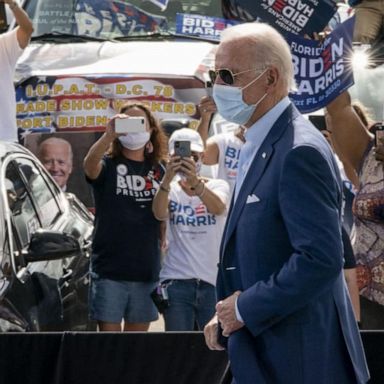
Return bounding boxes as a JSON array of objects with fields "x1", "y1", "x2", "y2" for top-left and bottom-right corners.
[{"x1": 266, "y1": 67, "x2": 279, "y2": 87}]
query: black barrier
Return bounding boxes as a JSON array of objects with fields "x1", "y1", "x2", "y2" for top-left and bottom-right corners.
[
  {"x1": 0, "y1": 332, "x2": 228, "y2": 384},
  {"x1": 360, "y1": 331, "x2": 384, "y2": 384},
  {"x1": 0, "y1": 331, "x2": 382, "y2": 384}
]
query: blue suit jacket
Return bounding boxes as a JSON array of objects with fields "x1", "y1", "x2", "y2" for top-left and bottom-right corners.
[{"x1": 217, "y1": 104, "x2": 369, "y2": 384}]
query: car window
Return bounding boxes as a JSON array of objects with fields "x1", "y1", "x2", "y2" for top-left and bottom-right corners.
[
  {"x1": 5, "y1": 162, "x2": 39, "y2": 248},
  {"x1": 4, "y1": 158, "x2": 62, "y2": 249},
  {"x1": 15, "y1": 158, "x2": 62, "y2": 228},
  {"x1": 24, "y1": 0, "x2": 223, "y2": 38}
]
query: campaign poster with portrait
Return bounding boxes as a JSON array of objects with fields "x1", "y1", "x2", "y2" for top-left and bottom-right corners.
[{"x1": 24, "y1": 131, "x2": 102, "y2": 209}]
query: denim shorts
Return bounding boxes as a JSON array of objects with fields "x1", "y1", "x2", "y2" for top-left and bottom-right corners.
[{"x1": 89, "y1": 273, "x2": 158, "y2": 323}]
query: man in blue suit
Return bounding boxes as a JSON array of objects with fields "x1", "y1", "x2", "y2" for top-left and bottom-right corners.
[{"x1": 204, "y1": 22, "x2": 369, "y2": 383}]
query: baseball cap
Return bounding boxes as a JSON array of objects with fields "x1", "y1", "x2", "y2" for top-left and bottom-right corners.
[{"x1": 168, "y1": 128, "x2": 204, "y2": 154}]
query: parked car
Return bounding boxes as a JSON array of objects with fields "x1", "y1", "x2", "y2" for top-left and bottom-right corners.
[{"x1": 0, "y1": 141, "x2": 94, "y2": 331}]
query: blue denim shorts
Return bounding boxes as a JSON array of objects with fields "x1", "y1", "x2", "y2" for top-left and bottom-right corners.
[{"x1": 89, "y1": 273, "x2": 158, "y2": 323}]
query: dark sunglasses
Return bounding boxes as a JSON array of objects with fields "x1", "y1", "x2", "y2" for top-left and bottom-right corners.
[
  {"x1": 208, "y1": 67, "x2": 263, "y2": 85},
  {"x1": 191, "y1": 153, "x2": 200, "y2": 163}
]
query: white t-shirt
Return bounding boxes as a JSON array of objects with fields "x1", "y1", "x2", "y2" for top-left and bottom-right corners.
[
  {"x1": 0, "y1": 29, "x2": 23, "y2": 142},
  {"x1": 160, "y1": 178, "x2": 230, "y2": 286},
  {"x1": 208, "y1": 132, "x2": 244, "y2": 196}
]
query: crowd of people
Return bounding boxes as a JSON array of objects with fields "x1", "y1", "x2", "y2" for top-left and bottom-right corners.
[{"x1": 1, "y1": 0, "x2": 384, "y2": 382}]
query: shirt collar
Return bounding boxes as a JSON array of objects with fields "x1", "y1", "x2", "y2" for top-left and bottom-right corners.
[{"x1": 244, "y1": 96, "x2": 291, "y2": 147}]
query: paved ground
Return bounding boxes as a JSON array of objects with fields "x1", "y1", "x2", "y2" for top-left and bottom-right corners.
[{"x1": 149, "y1": 315, "x2": 165, "y2": 332}]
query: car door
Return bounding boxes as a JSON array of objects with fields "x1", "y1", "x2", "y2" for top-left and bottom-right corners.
[{"x1": 1, "y1": 154, "x2": 70, "y2": 331}]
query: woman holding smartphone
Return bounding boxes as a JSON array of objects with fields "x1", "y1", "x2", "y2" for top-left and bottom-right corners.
[
  {"x1": 84, "y1": 102, "x2": 168, "y2": 332},
  {"x1": 152, "y1": 128, "x2": 230, "y2": 331}
]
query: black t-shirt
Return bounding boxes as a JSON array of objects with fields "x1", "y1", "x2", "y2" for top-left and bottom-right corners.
[{"x1": 88, "y1": 155, "x2": 165, "y2": 281}]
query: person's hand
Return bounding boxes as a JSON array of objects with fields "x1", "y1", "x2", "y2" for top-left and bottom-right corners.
[
  {"x1": 2, "y1": 0, "x2": 18, "y2": 9},
  {"x1": 105, "y1": 114, "x2": 127, "y2": 140},
  {"x1": 179, "y1": 156, "x2": 200, "y2": 188},
  {"x1": 198, "y1": 96, "x2": 217, "y2": 122},
  {"x1": 204, "y1": 314, "x2": 225, "y2": 351},
  {"x1": 162, "y1": 155, "x2": 182, "y2": 186},
  {"x1": 180, "y1": 157, "x2": 201, "y2": 188},
  {"x1": 375, "y1": 133, "x2": 384, "y2": 162},
  {"x1": 216, "y1": 291, "x2": 244, "y2": 337},
  {"x1": 304, "y1": 31, "x2": 330, "y2": 42}
]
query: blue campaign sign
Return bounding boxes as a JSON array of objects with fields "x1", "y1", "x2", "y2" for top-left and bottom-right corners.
[
  {"x1": 175, "y1": 14, "x2": 238, "y2": 41},
  {"x1": 75, "y1": 1, "x2": 168, "y2": 36},
  {"x1": 247, "y1": 0, "x2": 337, "y2": 36},
  {"x1": 287, "y1": 17, "x2": 355, "y2": 113}
]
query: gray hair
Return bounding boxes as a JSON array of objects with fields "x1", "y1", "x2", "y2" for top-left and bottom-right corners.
[
  {"x1": 38, "y1": 137, "x2": 73, "y2": 163},
  {"x1": 221, "y1": 23, "x2": 296, "y2": 93}
]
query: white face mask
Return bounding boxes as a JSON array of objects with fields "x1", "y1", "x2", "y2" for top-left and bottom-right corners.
[
  {"x1": 118, "y1": 131, "x2": 150, "y2": 150},
  {"x1": 213, "y1": 68, "x2": 268, "y2": 125}
]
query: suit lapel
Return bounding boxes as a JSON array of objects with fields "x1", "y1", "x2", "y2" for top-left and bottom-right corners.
[
  {"x1": 221, "y1": 104, "x2": 298, "y2": 254},
  {"x1": 226, "y1": 144, "x2": 273, "y2": 239}
]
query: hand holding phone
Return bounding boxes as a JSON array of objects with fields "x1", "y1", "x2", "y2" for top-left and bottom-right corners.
[
  {"x1": 174, "y1": 140, "x2": 191, "y2": 158},
  {"x1": 374, "y1": 124, "x2": 384, "y2": 161},
  {"x1": 115, "y1": 116, "x2": 146, "y2": 134},
  {"x1": 375, "y1": 124, "x2": 384, "y2": 147},
  {"x1": 205, "y1": 81, "x2": 213, "y2": 97},
  {"x1": 308, "y1": 115, "x2": 327, "y2": 132}
]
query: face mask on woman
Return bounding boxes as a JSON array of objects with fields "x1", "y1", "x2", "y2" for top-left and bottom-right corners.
[{"x1": 118, "y1": 131, "x2": 150, "y2": 150}]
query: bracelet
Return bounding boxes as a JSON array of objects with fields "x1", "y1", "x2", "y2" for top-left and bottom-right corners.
[
  {"x1": 191, "y1": 179, "x2": 202, "y2": 190},
  {"x1": 197, "y1": 182, "x2": 205, "y2": 198},
  {"x1": 9, "y1": 1, "x2": 18, "y2": 10},
  {"x1": 159, "y1": 184, "x2": 170, "y2": 193}
]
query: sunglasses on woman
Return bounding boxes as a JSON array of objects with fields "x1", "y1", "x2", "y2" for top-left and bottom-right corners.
[{"x1": 208, "y1": 67, "x2": 264, "y2": 85}]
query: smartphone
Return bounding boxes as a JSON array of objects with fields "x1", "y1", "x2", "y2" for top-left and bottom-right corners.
[
  {"x1": 174, "y1": 140, "x2": 191, "y2": 157},
  {"x1": 0, "y1": 3, "x2": 7, "y2": 32},
  {"x1": 309, "y1": 115, "x2": 327, "y2": 132},
  {"x1": 115, "y1": 116, "x2": 146, "y2": 134},
  {"x1": 205, "y1": 80, "x2": 213, "y2": 97},
  {"x1": 374, "y1": 123, "x2": 384, "y2": 148}
]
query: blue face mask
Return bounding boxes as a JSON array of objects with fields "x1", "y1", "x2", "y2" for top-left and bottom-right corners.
[{"x1": 212, "y1": 68, "x2": 268, "y2": 125}]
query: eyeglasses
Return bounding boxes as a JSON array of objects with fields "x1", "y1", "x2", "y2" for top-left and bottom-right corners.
[
  {"x1": 208, "y1": 67, "x2": 264, "y2": 85},
  {"x1": 191, "y1": 153, "x2": 200, "y2": 163}
]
